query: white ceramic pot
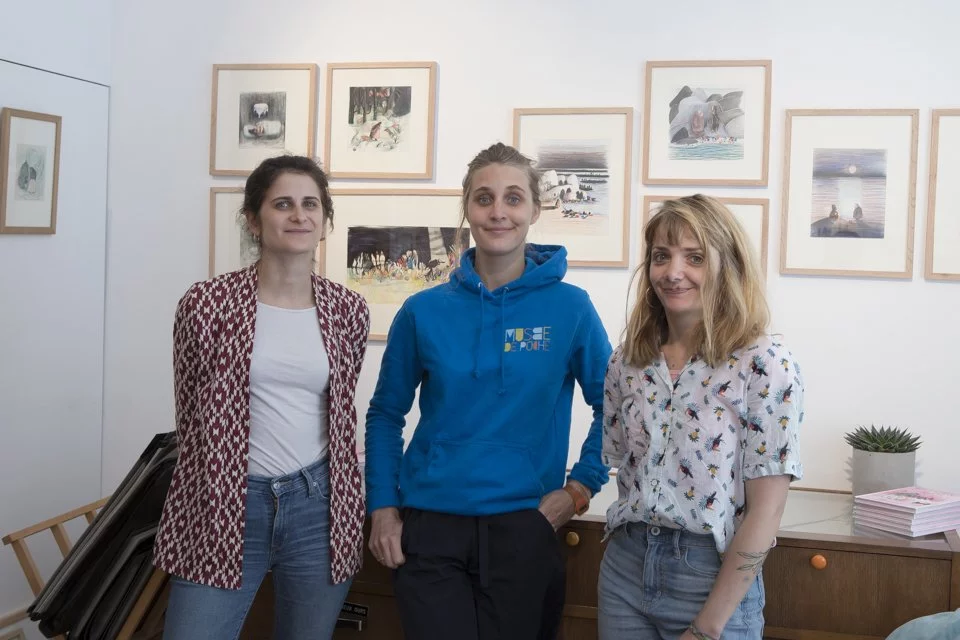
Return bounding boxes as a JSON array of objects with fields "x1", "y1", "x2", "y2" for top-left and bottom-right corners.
[{"x1": 851, "y1": 450, "x2": 916, "y2": 496}]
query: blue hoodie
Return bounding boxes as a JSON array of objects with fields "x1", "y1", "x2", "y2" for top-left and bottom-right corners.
[{"x1": 364, "y1": 243, "x2": 612, "y2": 516}]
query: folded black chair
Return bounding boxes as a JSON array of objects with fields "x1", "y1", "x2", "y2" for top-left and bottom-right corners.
[{"x1": 28, "y1": 431, "x2": 178, "y2": 638}]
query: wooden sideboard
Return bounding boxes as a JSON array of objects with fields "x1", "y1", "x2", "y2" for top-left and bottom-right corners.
[{"x1": 239, "y1": 489, "x2": 960, "y2": 639}]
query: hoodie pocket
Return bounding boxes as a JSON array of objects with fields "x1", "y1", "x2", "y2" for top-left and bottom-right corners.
[{"x1": 423, "y1": 439, "x2": 545, "y2": 504}]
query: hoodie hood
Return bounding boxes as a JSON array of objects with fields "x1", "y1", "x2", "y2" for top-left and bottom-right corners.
[{"x1": 452, "y1": 243, "x2": 567, "y2": 295}]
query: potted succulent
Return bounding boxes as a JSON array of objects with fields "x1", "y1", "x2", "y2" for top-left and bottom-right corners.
[{"x1": 844, "y1": 425, "x2": 922, "y2": 496}]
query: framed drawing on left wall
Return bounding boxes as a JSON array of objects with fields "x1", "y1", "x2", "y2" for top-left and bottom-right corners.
[{"x1": 0, "y1": 108, "x2": 62, "y2": 234}]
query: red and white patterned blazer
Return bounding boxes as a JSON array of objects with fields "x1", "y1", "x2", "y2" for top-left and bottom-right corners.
[{"x1": 153, "y1": 265, "x2": 370, "y2": 589}]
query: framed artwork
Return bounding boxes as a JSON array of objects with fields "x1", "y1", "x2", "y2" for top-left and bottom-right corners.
[
  {"x1": 513, "y1": 107, "x2": 633, "y2": 267},
  {"x1": 781, "y1": 109, "x2": 919, "y2": 278},
  {"x1": 641, "y1": 195, "x2": 770, "y2": 275},
  {"x1": 209, "y1": 187, "x2": 249, "y2": 277},
  {"x1": 323, "y1": 61, "x2": 437, "y2": 179},
  {"x1": 209, "y1": 187, "x2": 325, "y2": 277},
  {"x1": 325, "y1": 189, "x2": 466, "y2": 340},
  {"x1": 925, "y1": 109, "x2": 960, "y2": 281},
  {"x1": 0, "y1": 108, "x2": 62, "y2": 234},
  {"x1": 643, "y1": 60, "x2": 771, "y2": 186},
  {"x1": 209, "y1": 63, "x2": 318, "y2": 176}
]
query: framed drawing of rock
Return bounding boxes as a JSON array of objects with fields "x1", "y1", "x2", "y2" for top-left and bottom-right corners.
[
  {"x1": 324, "y1": 189, "x2": 465, "y2": 339},
  {"x1": 323, "y1": 62, "x2": 437, "y2": 179},
  {"x1": 781, "y1": 109, "x2": 919, "y2": 278},
  {"x1": 0, "y1": 108, "x2": 62, "y2": 234},
  {"x1": 925, "y1": 109, "x2": 960, "y2": 281},
  {"x1": 209, "y1": 63, "x2": 318, "y2": 176},
  {"x1": 513, "y1": 107, "x2": 633, "y2": 268},
  {"x1": 642, "y1": 195, "x2": 770, "y2": 276},
  {"x1": 643, "y1": 60, "x2": 771, "y2": 186}
]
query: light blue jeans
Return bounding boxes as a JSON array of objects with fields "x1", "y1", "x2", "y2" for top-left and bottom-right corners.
[
  {"x1": 597, "y1": 522, "x2": 764, "y2": 639},
  {"x1": 162, "y1": 459, "x2": 352, "y2": 640}
]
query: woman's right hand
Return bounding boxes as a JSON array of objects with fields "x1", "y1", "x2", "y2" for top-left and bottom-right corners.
[{"x1": 370, "y1": 507, "x2": 405, "y2": 568}]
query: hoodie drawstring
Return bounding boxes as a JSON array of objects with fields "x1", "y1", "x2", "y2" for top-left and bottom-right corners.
[
  {"x1": 474, "y1": 283, "x2": 484, "y2": 378},
  {"x1": 498, "y1": 288, "x2": 508, "y2": 395},
  {"x1": 474, "y1": 282, "x2": 509, "y2": 395}
]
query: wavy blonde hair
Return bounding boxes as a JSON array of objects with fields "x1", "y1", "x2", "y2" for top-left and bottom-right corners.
[{"x1": 623, "y1": 194, "x2": 769, "y2": 368}]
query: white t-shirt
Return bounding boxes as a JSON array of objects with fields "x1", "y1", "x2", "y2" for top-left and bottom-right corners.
[{"x1": 247, "y1": 302, "x2": 330, "y2": 477}]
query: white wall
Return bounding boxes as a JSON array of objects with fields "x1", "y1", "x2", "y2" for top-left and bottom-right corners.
[
  {"x1": 0, "y1": 66, "x2": 109, "y2": 640},
  {"x1": 0, "y1": 5, "x2": 111, "y2": 637},
  {"x1": 104, "y1": 0, "x2": 960, "y2": 501},
  {"x1": 0, "y1": 1, "x2": 111, "y2": 87}
]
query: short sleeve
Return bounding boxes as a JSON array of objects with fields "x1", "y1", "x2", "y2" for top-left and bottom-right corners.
[{"x1": 741, "y1": 337, "x2": 804, "y2": 482}]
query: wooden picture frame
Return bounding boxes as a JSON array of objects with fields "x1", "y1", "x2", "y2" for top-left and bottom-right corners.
[
  {"x1": 780, "y1": 109, "x2": 919, "y2": 279},
  {"x1": 323, "y1": 61, "x2": 437, "y2": 179},
  {"x1": 0, "y1": 108, "x2": 62, "y2": 234},
  {"x1": 208, "y1": 187, "x2": 248, "y2": 277},
  {"x1": 513, "y1": 107, "x2": 633, "y2": 268},
  {"x1": 641, "y1": 195, "x2": 770, "y2": 276},
  {"x1": 208, "y1": 186, "x2": 326, "y2": 278},
  {"x1": 324, "y1": 188, "x2": 465, "y2": 340},
  {"x1": 643, "y1": 60, "x2": 771, "y2": 186},
  {"x1": 209, "y1": 63, "x2": 318, "y2": 176},
  {"x1": 925, "y1": 109, "x2": 960, "y2": 281}
]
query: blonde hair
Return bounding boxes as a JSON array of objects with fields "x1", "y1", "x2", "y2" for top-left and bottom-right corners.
[{"x1": 623, "y1": 194, "x2": 769, "y2": 368}]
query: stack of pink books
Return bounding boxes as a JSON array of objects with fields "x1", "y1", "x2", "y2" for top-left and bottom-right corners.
[{"x1": 853, "y1": 486, "x2": 960, "y2": 537}]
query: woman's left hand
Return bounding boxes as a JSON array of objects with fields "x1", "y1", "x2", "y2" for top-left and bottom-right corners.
[
  {"x1": 678, "y1": 630, "x2": 697, "y2": 640},
  {"x1": 537, "y1": 488, "x2": 577, "y2": 530}
]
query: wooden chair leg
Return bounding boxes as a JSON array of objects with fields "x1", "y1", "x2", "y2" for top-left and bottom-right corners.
[{"x1": 115, "y1": 569, "x2": 168, "y2": 640}]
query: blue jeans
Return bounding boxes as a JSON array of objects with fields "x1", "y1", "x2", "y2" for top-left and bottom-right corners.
[
  {"x1": 162, "y1": 459, "x2": 352, "y2": 640},
  {"x1": 597, "y1": 522, "x2": 764, "y2": 639}
]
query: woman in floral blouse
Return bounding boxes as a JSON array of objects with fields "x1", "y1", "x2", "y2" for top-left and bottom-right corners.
[{"x1": 598, "y1": 195, "x2": 804, "y2": 640}]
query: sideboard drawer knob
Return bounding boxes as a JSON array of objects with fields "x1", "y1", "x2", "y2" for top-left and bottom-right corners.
[
  {"x1": 565, "y1": 531, "x2": 580, "y2": 547},
  {"x1": 810, "y1": 554, "x2": 827, "y2": 570}
]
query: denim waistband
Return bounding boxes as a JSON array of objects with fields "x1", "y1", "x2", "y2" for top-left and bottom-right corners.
[
  {"x1": 247, "y1": 457, "x2": 329, "y2": 497},
  {"x1": 621, "y1": 520, "x2": 717, "y2": 548}
]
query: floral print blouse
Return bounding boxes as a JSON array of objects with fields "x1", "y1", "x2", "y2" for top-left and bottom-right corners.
[{"x1": 601, "y1": 334, "x2": 804, "y2": 553}]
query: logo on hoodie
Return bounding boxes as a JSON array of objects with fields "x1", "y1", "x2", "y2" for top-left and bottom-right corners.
[{"x1": 504, "y1": 327, "x2": 551, "y2": 352}]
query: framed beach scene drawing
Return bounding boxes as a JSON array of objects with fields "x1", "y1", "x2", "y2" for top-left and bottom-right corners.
[
  {"x1": 513, "y1": 107, "x2": 633, "y2": 267},
  {"x1": 643, "y1": 60, "x2": 771, "y2": 186},
  {"x1": 781, "y1": 109, "x2": 919, "y2": 278},
  {"x1": 324, "y1": 62, "x2": 437, "y2": 179},
  {"x1": 325, "y1": 189, "x2": 465, "y2": 339}
]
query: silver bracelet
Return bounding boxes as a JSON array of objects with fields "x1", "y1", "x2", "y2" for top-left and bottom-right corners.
[{"x1": 688, "y1": 622, "x2": 718, "y2": 640}]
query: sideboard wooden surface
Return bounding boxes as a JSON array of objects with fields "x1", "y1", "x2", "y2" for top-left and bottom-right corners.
[{"x1": 238, "y1": 490, "x2": 960, "y2": 640}]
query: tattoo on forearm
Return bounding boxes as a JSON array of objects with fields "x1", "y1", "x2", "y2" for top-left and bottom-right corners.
[{"x1": 736, "y1": 550, "x2": 769, "y2": 576}]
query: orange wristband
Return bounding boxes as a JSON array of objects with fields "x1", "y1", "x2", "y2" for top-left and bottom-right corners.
[{"x1": 563, "y1": 484, "x2": 590, "y2": 515}]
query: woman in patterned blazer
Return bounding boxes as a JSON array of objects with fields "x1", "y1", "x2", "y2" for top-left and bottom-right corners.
[{"x1": 154, "y1": 155, "x2": 370, "y2": 640}]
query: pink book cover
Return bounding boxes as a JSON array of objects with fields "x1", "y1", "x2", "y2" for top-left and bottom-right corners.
[{"x1": 854, "y1": 486, "x2": 960, "y2": 513}]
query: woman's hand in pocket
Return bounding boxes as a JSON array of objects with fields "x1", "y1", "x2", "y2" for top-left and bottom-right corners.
[
  {"x1": 537, "y1": 489, "x2": 576, "y2": 531},
  {"x1": 370, "y1": 507, "x2": 405, "y2": 568}
]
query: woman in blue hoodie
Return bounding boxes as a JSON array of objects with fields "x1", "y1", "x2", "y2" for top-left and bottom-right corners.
[{"x1": 364, "y1": 142, "x2": 612, "y2": 639}]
